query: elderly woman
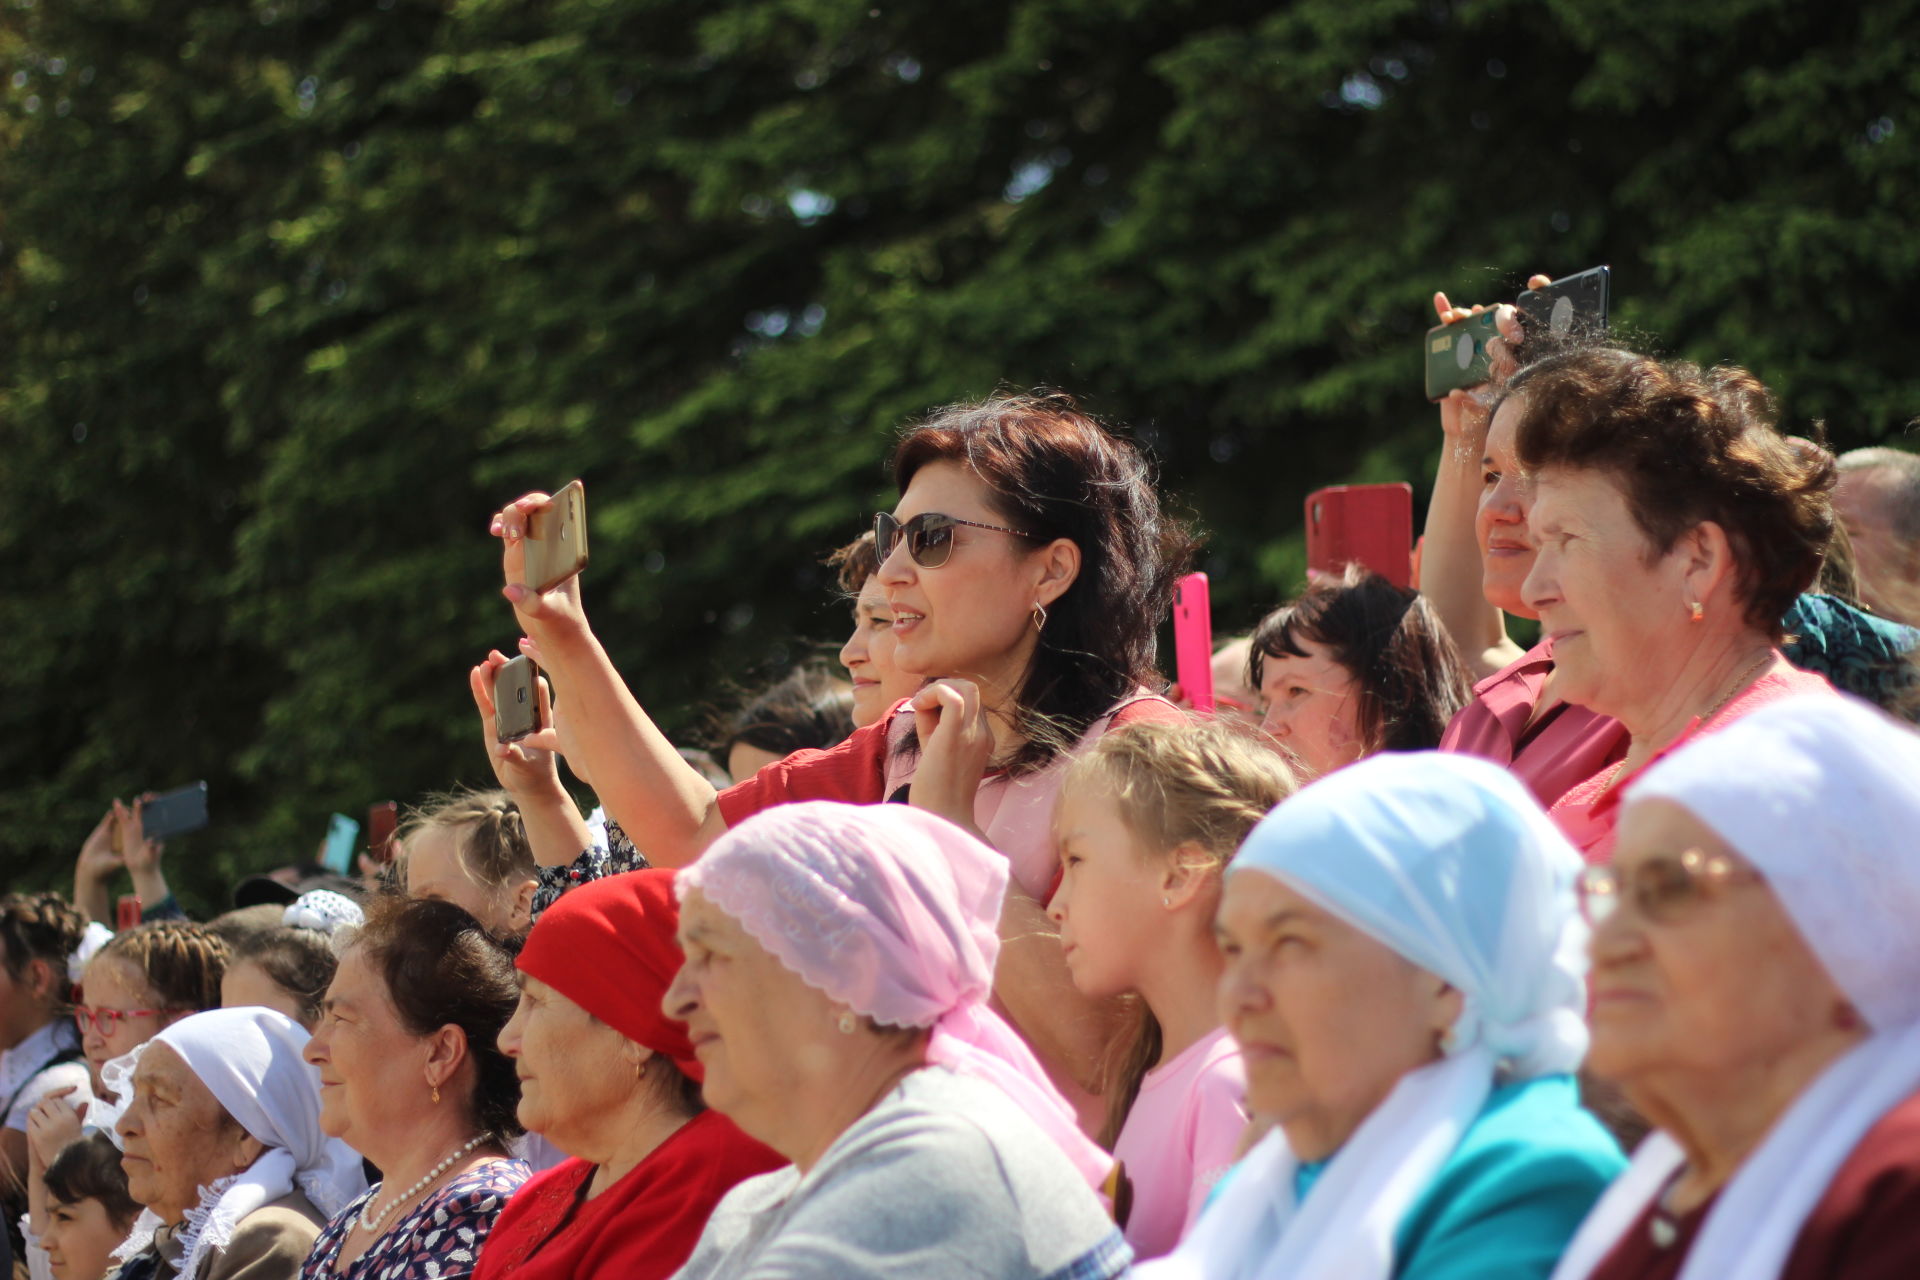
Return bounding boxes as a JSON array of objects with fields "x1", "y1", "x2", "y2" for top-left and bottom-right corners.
[
  {"x1": 100, "y1": 1007, "x2": 365, "y2": 1280},
  {"x1": 1550, "y1": 697, "x2": 1920, "y2": 1280},
  {"x1": 298, "y1": 898, "x2": 527, "y2": 1280},
  {"x1": 1446, "y1": 348, "x2": 1836, "y2": 856},
  {"x1": 663, "y1": 801, "x2": 1128, "y2": 1279},
  {"x1": 1250, "y1": 565, "x2": 1472, "y2": 779},
  {"x1": 1142, "y1": 752, "x2": 1623, "y2": 1280},
  {"x1": 472, "y1": 870, "x2": 781, "y2": 1280}
]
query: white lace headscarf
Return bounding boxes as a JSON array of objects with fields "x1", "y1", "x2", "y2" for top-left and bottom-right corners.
[
  {"x1": 1553, "y1": 696, "x2": 1920, "y2": 1280},
  {"x1": 1140, "y1": 751, "x2": 1589, "y2": 1280},
  {"x1": 102, "y1": 1007, "x2": 366, "y2": 1277}
]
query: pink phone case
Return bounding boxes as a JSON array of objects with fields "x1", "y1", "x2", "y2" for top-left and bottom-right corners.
[{"x1": 1173, "y1": 572, "x2": 1214, "y2": 714}]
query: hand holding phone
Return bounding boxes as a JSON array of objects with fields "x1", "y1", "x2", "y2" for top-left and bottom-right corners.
[
  {"x1": 494, "y1": 655, "x2": 543, "y2": 743},
  {"x1": 1424, "y1": 266, "x2": 1610, "y2": 401},
  {"x1": 523, "y1": 480, "x2": 590, "y2": 593},
  {"x1": 139, "y1": 782, "x2": 209, "y2": 843},
  {"x1": 1172, "y1": 573, "x2": 1215, "y2": 714}
]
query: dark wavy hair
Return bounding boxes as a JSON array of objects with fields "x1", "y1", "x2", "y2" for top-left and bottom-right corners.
[
  {"x1": 719, "y1": 666, "x2": 855, "y2": 759},
  {"x1": 348, "y1": 898, "x2": 524, "y2": 1146},
  {"x1": 44, "y1": 1131, "x2": 140, "y2": 1231},
  {"x1": 1250, "y1": 564, "x2": 1472, "y2": 756},
  {"x1": 892, "y1": 392, "x2": 1196, "y2": 773},
  {"x1": 1504, "y1": 348, "x2": 1834, "y2": 639}
]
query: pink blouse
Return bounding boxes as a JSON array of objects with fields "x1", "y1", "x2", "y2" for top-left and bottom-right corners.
[{"x1": 1439, "y1": 638, "x2": 1628, "y2": 811}]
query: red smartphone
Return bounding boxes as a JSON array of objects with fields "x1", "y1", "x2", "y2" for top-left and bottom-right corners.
[
  {"x1": 366, "y1": 801, "x2": 399, "y2": 865},
  {"x1": 1172, "y1": 572, "x2": 1215, "y2": 714},
  {"x1": 1304, "y1": 484, "x2": 1415, "y2": 588},
  {"x1": 115, "y1": 895, "x2": 142, "y2": 931}
]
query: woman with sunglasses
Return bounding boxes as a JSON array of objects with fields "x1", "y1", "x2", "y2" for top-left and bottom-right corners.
[
  {"x1": 1555, "y1": 696, "x2": 1920, "y2": 1280},
  {"x1": 485, "y1": 393, "x2": 1192, "y2": 1120}
]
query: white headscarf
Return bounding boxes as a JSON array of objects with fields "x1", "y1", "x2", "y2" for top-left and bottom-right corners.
[
  {"x1": 1140, "y1": 751, "x2": 1589, "y2": 1280},
  {"x1": 103, "y1": 1007, "x2": 366, "y2": 1278},
  {"x1": 1553, "y1": 695, "x2": 1920, "y2": 1280}
]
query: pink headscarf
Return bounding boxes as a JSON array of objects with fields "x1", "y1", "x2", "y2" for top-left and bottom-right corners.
[{"x1": 677, "y1": 801, "x2": 1112, "y2": 1187}]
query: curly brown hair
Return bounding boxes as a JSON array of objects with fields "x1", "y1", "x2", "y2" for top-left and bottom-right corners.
[
  {"x1": 1504, "y1": 349, "x2": 1834, "y2": 639},
  {"x1": 825, "y1": 530, "x2": 881, "y2": 596}
]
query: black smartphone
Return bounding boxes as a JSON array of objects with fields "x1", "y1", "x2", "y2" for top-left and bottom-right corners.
[
  {"x1": 1423, "y1": 266, "x2": 1611, "y2": 401},
  {"x1": 494, "y1": 656, "x2": 542, "y2": 744},
  {"x1": 140, "y1": 782, "x2": 209, "y2": 842}
]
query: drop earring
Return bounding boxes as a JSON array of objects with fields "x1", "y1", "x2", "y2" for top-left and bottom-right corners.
[{"x1": 1031, "y1": 603, "x2": 1049, "y2": 632}]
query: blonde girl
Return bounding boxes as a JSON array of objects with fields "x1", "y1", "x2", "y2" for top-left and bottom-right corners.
[{"x1": 1048, "y1": 719, "x2": 1296, "y2": 1259}]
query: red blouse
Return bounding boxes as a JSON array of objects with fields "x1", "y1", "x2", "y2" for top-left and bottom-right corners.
[
  {"x1": 1587, "y1": 1085, "x2": 1920, "y2": 1280},
  {"x1": 471, "y1": 1110, "x2": 783, "y2": 1280}
]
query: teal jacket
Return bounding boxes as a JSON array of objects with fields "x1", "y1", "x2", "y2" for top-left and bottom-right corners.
[{"x1": 1286, "y1": 1075, "x2": 1625, "y2": 1280}]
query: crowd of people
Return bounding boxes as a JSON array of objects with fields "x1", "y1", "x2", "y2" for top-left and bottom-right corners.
[{"x1": 4, "y1": 278, "x2": 1920, "y2": 1280}]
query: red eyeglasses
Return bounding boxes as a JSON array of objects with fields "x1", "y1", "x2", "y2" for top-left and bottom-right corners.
[{"x1": 72, "y1": 1005, "x2": 177, "y2": 1036}]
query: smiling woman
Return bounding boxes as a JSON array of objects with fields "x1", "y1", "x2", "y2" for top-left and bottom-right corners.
[
  {"x1": 298, "y1": 899, "x2": 527, "y2": 1280},
  {"x1": 484, "y1": 393, "x2": 1195, "y2": 1130}
]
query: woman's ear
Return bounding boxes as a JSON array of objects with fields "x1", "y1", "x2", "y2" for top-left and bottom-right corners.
[
  {"x1": 1031, "y1": 538, "x2": 1082, "y2": 610},
  {"x1": 424, "y1": 1024, "x2": 470, "y2": 1093},
  {"x1": 227, "y1": 1124, "x2": 268, "y2": 1174},
  {"x1": 1678, "y1": 520, "x2": 1738, "y2": 613}
]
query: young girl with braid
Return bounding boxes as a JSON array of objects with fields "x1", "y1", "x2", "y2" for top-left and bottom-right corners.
[{"x1": 1047, "y1": 720, "x2": 1297, "y2": 1260}]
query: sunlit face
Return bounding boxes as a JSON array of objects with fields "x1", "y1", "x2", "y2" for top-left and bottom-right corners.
[
  {"x1": 1477, "y1": 397, "x2": 1537, "y2": 617},
  {"x1": 497, "y1": 974, "x2": 645, "y2": 1162},
  {"x1": 839, "y1": 577, "x2": 918, "y2": 728},
  {"x1": 877, "y1": 461, "x2": 1070, "y2": 696},
  {"x1": 1257, "y1": 640, "x2": 1365, "y2": 780},
  {"x1": 664, "y1": 888, "x2": 845, "y2": 1146},
  {"x1": 78, "y1": 955, "x2": 176, "y2": 1097},
  {"x1": 1521, "y1": 467, "x2": 1694, "y2": 721},
  {"x1": 405, "y1": 823, "x2": 516, "y2": 935},
  {"x1": 1586, "y1": 799, "x2": 1858, "y2": 1088},
  {"x1": 221, "y1": 959, "x2": 313, "y2": 1030},
  {"x1": 1834, "y1": 472, "x2": 1920, "y2": 626},
  {"x1": 1215, "y1": 871, "x2": 1454, "y2": 1162},
  {"x1": 1048, "y1": 780, "x2": 1176, "y2": 1000},
  {"x1": 302, "y1": 946, "x2": 431, "y2": 1151},
  {"x1": 116, "y1": 1044, "x2": 258, "y2": 1225},
  {"x1": 43, "y1": 1194, "x2": 130, "y2": 1280}
]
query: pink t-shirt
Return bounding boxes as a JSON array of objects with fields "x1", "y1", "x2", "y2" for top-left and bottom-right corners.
[
  {"x1": 1113, "y1": 1026, "x2": 1247, "y2": 1260},
  {"x1": 1439, "y1": 638, "x2": 1628, "y2": 811}
]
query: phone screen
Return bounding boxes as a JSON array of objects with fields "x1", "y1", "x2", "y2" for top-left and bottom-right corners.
[{"x1": 321, "y1": 814, "x2": 360, "y2": 875}]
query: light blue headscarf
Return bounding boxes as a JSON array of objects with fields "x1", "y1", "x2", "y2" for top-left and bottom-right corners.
[
  {"x1": 1141, "y1": 751, "x2": 1589, "y2": 1280},
  {"x1": 1232, "y1": 749, "x2": 1590, "y2": 1078}
]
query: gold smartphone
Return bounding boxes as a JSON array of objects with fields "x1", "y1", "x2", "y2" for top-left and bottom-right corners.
[{"x1": 523, "y1": 479, "x2": 589, "y2": 593}]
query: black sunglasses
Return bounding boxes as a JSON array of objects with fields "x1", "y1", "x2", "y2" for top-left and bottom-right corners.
[{"x1": 873, "y1": 511, "x2": 1037, "y2": 569}]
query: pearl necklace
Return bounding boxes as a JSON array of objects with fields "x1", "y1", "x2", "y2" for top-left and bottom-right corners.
[{"x1": 357, "y1": 1135, "x2": 487, "y2": 1235}]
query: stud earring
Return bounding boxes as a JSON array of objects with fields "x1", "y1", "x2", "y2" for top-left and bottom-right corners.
[
  {"x1": 1162, "y1": 896, "x2": 1171, "y2": 907},
  {"x1": 837, "y1": 1012, "x2": 858, "y2": 1035},
  {"x1": 1688, "y1": 600, "x2": 1704, "y2": 622}
]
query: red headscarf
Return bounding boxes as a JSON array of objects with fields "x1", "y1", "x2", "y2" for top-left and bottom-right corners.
[{"x1": 515, "y1": 868, "x2": 702, "y2": 1081}]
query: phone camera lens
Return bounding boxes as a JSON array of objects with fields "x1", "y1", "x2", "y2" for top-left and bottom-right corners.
[{"x1": 1455, "y1": 332, "x2": 1475, "y2": 370}]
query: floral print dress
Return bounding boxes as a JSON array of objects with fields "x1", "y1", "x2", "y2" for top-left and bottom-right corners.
[{"x1": 302, "y1": 1160, "x2": 529, "y2": 1280}]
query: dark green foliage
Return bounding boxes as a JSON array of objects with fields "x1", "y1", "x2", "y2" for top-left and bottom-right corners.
[{"x1": 3, "y1": 0, "x2": 1915, "y2": 905}]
